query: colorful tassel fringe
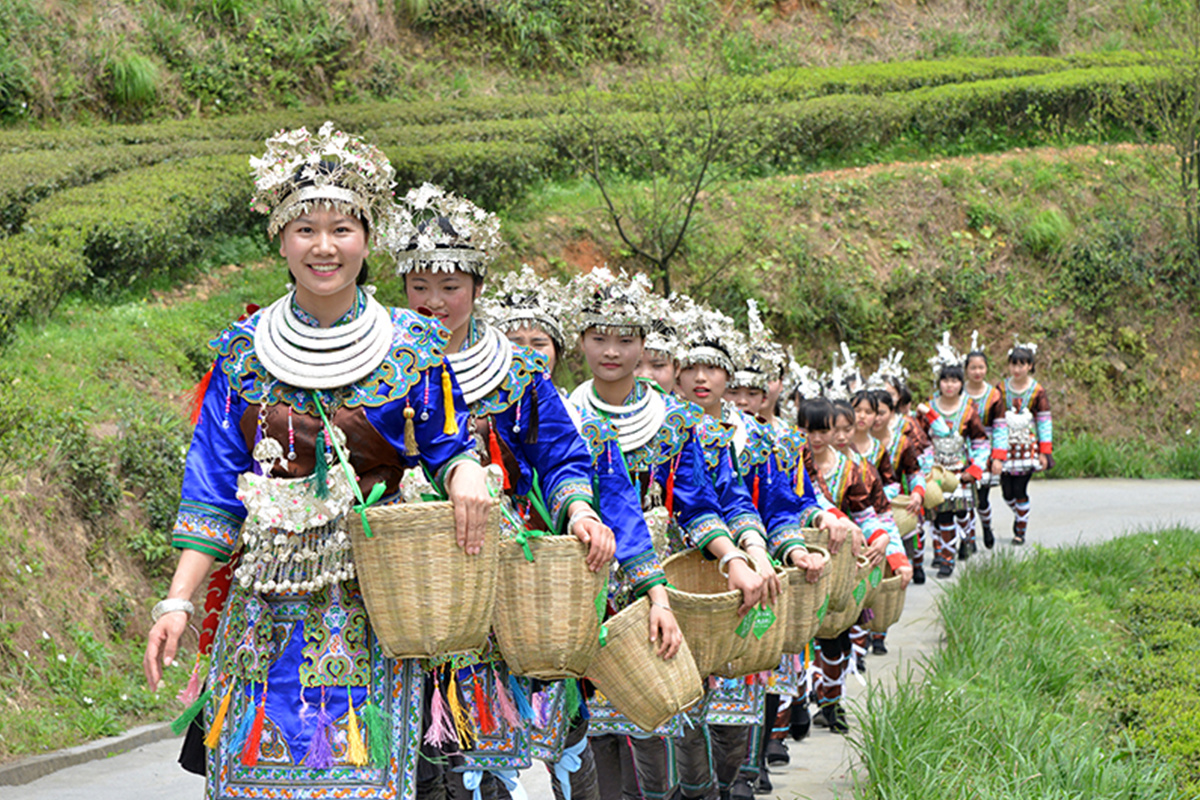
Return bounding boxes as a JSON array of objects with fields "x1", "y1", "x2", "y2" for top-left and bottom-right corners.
[
  {"x1": 494, "y1": 676, "x2": 522, "y2": 730},
  {"x1": 345, "y1": 689, "x2": 369, "y2": 767},
  {"x1": 508, "y1": 675, "x2": 535, "y2": 722},
  {"x1": 170, "y1": 687, "x2": 213, "y2": 736},
  {"x1": 241, "y1": 699, "x2": 266, "y2": 767},
  {"x1": 302, "y1": 704, "x2": 334, "y2": 769},
  {"x1": 424, "y1": 681, "x2": 456, "y2": 747},
  {"x1": 203, "y1": 683, "x2": 234, "y2": 748},
  {"x1": 361, "y1": 701, "x2": 391, "y2": 768},
  {"x1": 446, "y1": 670, "x2": 475, "y2": 748},
  {"x1": 442, "y1": 367, "x2": 459, "y2": 435},
  {"x1": 472, "y1": 670, "x2": 496, "y2": 734}
]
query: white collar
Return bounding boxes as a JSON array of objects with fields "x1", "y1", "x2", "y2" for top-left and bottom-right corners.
[{"x1": 722, "y1": 402, "x2": 749, "y2": 458}]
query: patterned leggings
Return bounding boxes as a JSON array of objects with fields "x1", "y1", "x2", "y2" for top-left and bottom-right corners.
[{"x1": 1001, "y1": 472, "x2": 1033, "y2": 539}]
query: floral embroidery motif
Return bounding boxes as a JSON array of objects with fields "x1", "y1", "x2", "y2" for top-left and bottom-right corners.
[
  {"x1": 172, "y1": 500, "x2": 243, "y2": 560},
  {"x1": 623, "y1": 394, "x2": 702, "y2": 472},
  {"x1": 469, "y1": 347, "x2": 545, "y2": 417},
  {"x1": 226, "y1": 591, "x2": 276, "y2": 684},
  {"x1": 684, "y1": 511, "x2": 731, "y2": 550},
  {"x1": 300, "y1": 583, "x2": 369, "y2": 688}
]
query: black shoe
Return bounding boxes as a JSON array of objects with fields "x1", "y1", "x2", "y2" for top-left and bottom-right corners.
[
  {"x1": 1013, "y1": 521, "x2": 1025, "y2": 545},
  {"x1": 931, "y1": 553, "x2": 945, "y2": 568},
  {"x1": 911, "y1": 565, "x2": 926, "y2": 585},
  {"x1": 754, "y1": 770, "x2": 773, "y2": 794},
  {"x1": 982, "y1": 525, "x2": 994, "y2": 549},
  {"x1": 765, "y1": 738, "x2": 790, "y2": 766},
  {"x1": 958, "y1": 540, "x2": 970, "y2": 561},
  {"x1": 821, "y1": 703, "x2": 849, "y2": 734},
  {"x1": 969, "y1": 540, "x2": 978, "y2": 553},
  {"x1": 790, "y1": 703, "x2": 811, "y2": 740},
  {"x1": 811, "y1": 704, "x2": 828, "y2": 728},
  {"x1": 856, "y1": 654, "x2": 866, "y2": 673},
  {"x1": 872, "y1": 639, "x2": 888, "y2": 656},
  {"x1": 730, "y1": 777, "x2": 755, "y2": 800},
  {"x1": 937, "y1": 563, "x2": 954, "y2": 579}
]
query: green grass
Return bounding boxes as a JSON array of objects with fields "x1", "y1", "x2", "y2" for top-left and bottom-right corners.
[
  {"x1": 1049, "y1": 431, "x2": 1200, "y2": 479},
  {"x1": 851, "y1": 531, "x2": 1200, "y2": 799}
]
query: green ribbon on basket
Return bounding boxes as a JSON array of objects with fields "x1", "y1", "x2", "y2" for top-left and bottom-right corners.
[
  {"x1": 595, "y1": 582, "x2": 608, "y2": 647},
  {"x1": 852, "y1": 579, "x2": 867, "y2": 605},
  {"x1": 312, "y1": 393, "x2": 386, "y2": 538},
  {"x1": 816, "y1": 594, "x2": 829, "y2": 623},
  {"x1": 735, "y1": 604, "x2": 777, "y2": 640},
  {"x1": 869, "y1": 565, "x2": 883, "y2": 588}
]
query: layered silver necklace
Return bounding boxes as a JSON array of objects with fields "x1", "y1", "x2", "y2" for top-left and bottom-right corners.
[
  {"x1": 570, "y1": 380, "x2": 666, "y2": 453},
  {"x1": 446, "y1": 321, "x2": 513, "y2": 406},
  {"x1": 254, "y1": 291, "x2": 394, "y2": 390}
]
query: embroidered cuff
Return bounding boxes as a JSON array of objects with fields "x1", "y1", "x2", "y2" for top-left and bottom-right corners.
[
  {"x1": 619, "y1": 548, "x2": 668, "y2": 598},
  {"x1": 550, "y1": 480, "x2": 594, "y2": 533},
  {"x1": 434, "y1": 451, "x2": 482, "y2": 494},
  {"x1": 767, "y1": 523, "x2": 807, "y2": 562},
  {"x1": 965, "y1": 465, "x2": 983, "y2": 481},
  {"x1": 991, "y1": 448, "x2": 1007, "y2": 462},
  {"x1": 685, "y1": 512, "x2": 733, "y2": 551},
  {"x1": 798, "y1": 507, "x2": 824, "y2": 529},
  {"x1": 1039, "y1": 441, "x2": 1053, "y2": 454},
  {"x1": 886, "y1": 552, "x2": 911, "y2": 572},
  {"x1": 867, "y1": 529, "x2": 888, "y2": 545},
  {"x1": 172, "y1": 501, "x2": 243, "y2": 563}
]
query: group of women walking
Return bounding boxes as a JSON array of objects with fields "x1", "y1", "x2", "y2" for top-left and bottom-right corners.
[{"x1": 141, "y1": 124, "x2": 1052, "y2": 800}]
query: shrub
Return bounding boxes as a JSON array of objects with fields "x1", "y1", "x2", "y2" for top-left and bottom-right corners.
[
  {"x1": 1022, "y1": 208, "x2": 1071, "y2": 255},
  {"x1": 107, "y1": 52, "x2": 160, "y2": 109},
  {"x1": 0, "y1": 237, "x2": 86, "y2": 342}
]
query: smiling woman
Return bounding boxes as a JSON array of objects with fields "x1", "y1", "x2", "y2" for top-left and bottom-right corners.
[{"x1": 278, "y1": 209, "x2": 371, "y2": 327}]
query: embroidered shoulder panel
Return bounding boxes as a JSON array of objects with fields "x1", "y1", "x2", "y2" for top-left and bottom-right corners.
[
  {"x1": 623, "y1": 393, "x2": 702, "y2": 472},
  {"x1": 698, "y1": 416, "x2": 735, "y2": 470},
  {"x1": 774, "y1": 429, "x2": 806, "y2": 473},
  {"x1": 469, "y1": 344, "x2": 548, "y2": 417},
  {"x1": 578, "y1": 408, "x2": 619, "y2": 463},
  {"x1": 739, "y1": 416, "x2": 773, "y2": 469},
  {"x1": 211, "y1": 307, "x2": 450, "y2": 413}
]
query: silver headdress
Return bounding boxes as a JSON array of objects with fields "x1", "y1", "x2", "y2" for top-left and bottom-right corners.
[
  {"x1": 673, "y1": 296, "x2": 741, "y2": 375},
  {"x1": 928, "y1": 331, "x2": 965, "y2": 376},
  {"x1": 642, "y1": 293, "x2": 681, "y2": 359},
  {"x1": 1007, "y1": 333, "x2": 1038, "y2": 357},
  {"x1": 824, "y1": 341, "x2": 864, "y2": 401},
  {"x1": 388, "y1": 183, "x2": 504, "y2": 277},
  {"x1": 787, "y1": 349, "x2": 824, "y2": 401},
  {"x1": 741, "y1": 299, "x2": 787, "y2": 382},
  {"x1": 568, "y1": 267, "x2": 653, "y2": 337},
  {"x1": 869, "y1": 348, "x2": 908, "y2": 390},
  {"x1": 250, "y1": 121, "x2": 396, "y2": 245},
  {"x1": 969, "y1": 329, "x2": 983, "y2": 354},
  {"x1": 478, "y1": 265, "x2": 567, "y2": 350}
]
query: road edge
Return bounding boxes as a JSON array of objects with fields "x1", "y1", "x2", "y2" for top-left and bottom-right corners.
[{"x1": 0, "y1": 723, "x2": 178, "y2": 786}]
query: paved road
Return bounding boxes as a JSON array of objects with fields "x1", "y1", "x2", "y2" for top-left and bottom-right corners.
[{"x1": 6, "y1": 480, "x2": 1200, "y2": 800}]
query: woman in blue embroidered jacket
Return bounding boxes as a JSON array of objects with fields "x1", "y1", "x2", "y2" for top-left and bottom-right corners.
[
  {"x1": 142, "y1": 124, "x2": 493, "y2": 800},
  {"x1": 390, "y1": 187, "x2": 614, "y2": 800},
  {"x1": 567, "y1": 274, "x2": 769, "y2": 800},
  {"x1": 482, "y1": 267, "x2": 681, "y2": 800}
]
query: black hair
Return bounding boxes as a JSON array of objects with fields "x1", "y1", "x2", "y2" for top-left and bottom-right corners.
[
  {"x1": 872, "y1": 389, "x2": 896, "y2": 411},
  {"x1": 885, "y1": 375, "x2": 912, "y2": 408},
  {"x1": 851, "y1": 389, "x2": 878, "y2": 412},
  {"x1": 966, "y1": 350, "x2": 988, "y2": 368},
  {"x1": 938, "y1": 364, "x2": 965, "y2": 384},
  {"x1": 799, "y1": 397, "x2": 834, "y2": 432},
  {"x1": 1008, "y1": 346, "x2": 1036, "y2": 372},
  {"x1": 831, "y1": 399, "x2": 856, "y2": 426}
]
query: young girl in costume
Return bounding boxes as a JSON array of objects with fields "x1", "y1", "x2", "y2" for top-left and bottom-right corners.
[
  {"x1": 988, "y1": 339, "x2": 1052, "y2": 545},
  {"x1": 869, "y1": 389, "x2": 927, "y2": 594},
  {"x1": 633, "y1": 293, "x2": 681, "y2": 394},
  {"x1": 391, "y1": 186, "x2": 614, "y2": 800},
  {"x1": 482, "y1": 267, "x2": 682, "y2": 800},
  {"x1": 798, "y1": 397, "x2": 880, "y2": 734},
  {"x1": 963, "y1": 335, "x2": 1003, "y2": 550},
  {"x1": 142, "y1": 124, "x2": 495, "y2": 800},
  {"x1": 833, "y1": 396, "x2": 910, "y2": 673},
  {"x1": 917, "y1": 334, "x2": 998, "y2": 578},
  {"x1": 568, "y1": 276, "x2": 770, "y2": 800}
]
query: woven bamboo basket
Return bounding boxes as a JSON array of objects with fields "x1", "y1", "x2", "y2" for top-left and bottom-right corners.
[
  {"x1": 493, "y1": 535, "x2": 607, "y2": 679},
  {"x1": 587, "y1": 598, "x2": 705, "y2": 731},
  {"x1": 781, "y1": 545, "x2": 831, "y2": 653},
  {"x1": 867, "y1": 565, "x2": 907, "y2": 633},
  {"x1": 890, "y1": 497, "x2": 919, "y2": 537},
  {"x1": 662, "y1": 550, "x2": 749, "y2": 678},
  {"x1": 860, "y1": 561, "x2": 887, "y2": 609},
  {"x1": 805, "y1": 527, "x2": 857, "y2": 613},
  {"x1": 347, "y1": 501, "x2": 500, "y2": 659},
  {"x1": 930, "y1": 465, "x2": 960, "y2": 494},
  {"x1": 922, "y1": 479, "x2": 944, "y2": 509},
  {"x1": 716, "y1": 566, "x2": 790, "y2": 679},
  {"x1": 816, "y1": 556, "x2": 870, "y2": 638}
]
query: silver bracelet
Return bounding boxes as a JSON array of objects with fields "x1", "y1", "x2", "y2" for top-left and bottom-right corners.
[
  {"x1": 151, "y1": 598, "x2": 195, "y2": 623},
  {"x1": 567, "y1": 507, "x2": 601, "y2": 536},
  {"x1": 650, "y1": 599, "x2": 673, "y2": 612},
  {"x1": 737, "y1": 531, "x2": 767, "y2": 552},
  {"x1": 718, "y1": 549, "x2": 750, "y2": 578}
]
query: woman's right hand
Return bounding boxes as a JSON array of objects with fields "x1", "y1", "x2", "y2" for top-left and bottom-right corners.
[
  {"x1": 445, "y1": 459, "x2": 493, "y2": 555},
  {"x1": 726, "y1": 558, "x2": 766, "y2": 616},
  {"x1": 144, "y1": 612, "x2": 189, "y2": 691}
]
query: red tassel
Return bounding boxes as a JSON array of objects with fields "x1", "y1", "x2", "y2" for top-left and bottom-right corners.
[
  {"x1": 488, "y1": 424, "x2": 511, "y2": 491},
  {"x1": 752, "y1": 475, "x2": 760, "y2": 508},
  {"x1": 665, "y1": 457, "x2": 678, "y2": 516},
  {"x1": 472, "y1": 670, "x2": 496, "y2": 734},
  {"x1": 188, "y1": 364, "x2": 215, "y2": 426},
  {"x1": 241, "y1": 698, "x2": 266, "y2": 767}
]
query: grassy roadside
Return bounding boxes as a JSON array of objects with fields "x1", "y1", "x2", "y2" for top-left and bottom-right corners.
[{"x1": 850, "y1": 530, "x2": 1200, "y2": 799}]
